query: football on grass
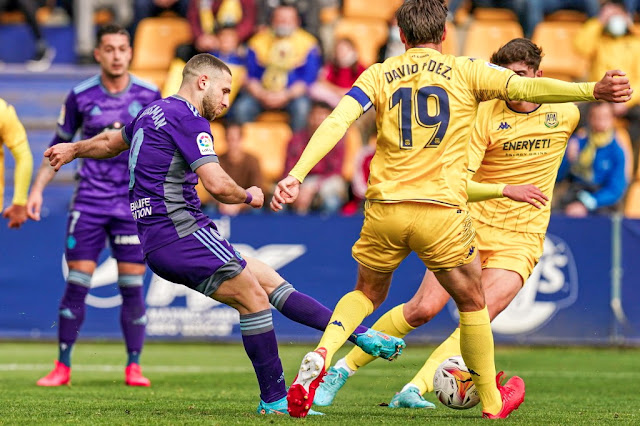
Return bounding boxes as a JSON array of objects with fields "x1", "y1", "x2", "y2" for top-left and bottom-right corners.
[{"x1": 433, "y1": 356, "x2": 480, "y2": 410}]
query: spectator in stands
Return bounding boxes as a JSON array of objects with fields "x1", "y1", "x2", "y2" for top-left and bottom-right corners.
[
  {"x1": 556, "y1": 102, "x2": 628, "y2": 217},
  {"x1": 130, "y1": 0, "x2": 189, "y2": 38},
  {"x1": 198, "y1": 124, "x2": 262, "y2": 216},
  {"x1": 310, "y1": 38, "x2": 365, "y2": 108},
  {"x1": 74, "y1": 0, "x2": 133, "y2": 64},
  {"x1": 377, "y1": 16, "x2": 405, "y2": 62},
  {"x1": 230, "y1": 4, "x2": 321, "y2": 131},
  {"x1": 0, "y1": 0, "x2": 56, "y2": 71},
  {"x1": 256, "y1": 0, "x2": 336, "y2": 39},
  {"x1": 284, "y1": 101, "x2": 347, "y2": 215},
  {"x1": 186, "y1": 0, "x2": 256, "y2": 52},
  {"x1": 574, "y1": 0, "x2": 640, "y2": 173},
  {"x1": 164, "y1": 24, "x2": 246, "y2": 109},
  {"x1": 624, "y1": 0, "x2": 640, "y2": 15}
]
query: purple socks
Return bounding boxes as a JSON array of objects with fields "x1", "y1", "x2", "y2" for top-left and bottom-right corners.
[
  {"x1": 239, "y1": 310, "x2": 287, "y2": 403},
  {"x1": 118, "y1": 275, "x2": 146, "y2": 365},
  {"x1": 58, "y1": 271, "x2": 92, "y2": 367},
  {"x1": 269, "y1": 282, "x2": 369, "y2": 343}
]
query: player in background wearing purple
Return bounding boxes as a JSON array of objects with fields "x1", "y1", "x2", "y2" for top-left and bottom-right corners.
[
  {"x1": 27, "y1": 25, "x2": 161, "y2": 388},
  {"x1": 44, "y1": 53, "x2": 404, "y2": 415}
]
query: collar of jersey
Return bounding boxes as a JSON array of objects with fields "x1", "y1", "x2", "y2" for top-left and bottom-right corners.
[
  {"x1": 170, "y1": 95, "x2": 201, "y2": 117},
  {"x1": 98, "y1": 73, "x2": 132, "y2": 98},
  {"x1": 505, "y1": 101, "x2": 542, "y2": 115}
]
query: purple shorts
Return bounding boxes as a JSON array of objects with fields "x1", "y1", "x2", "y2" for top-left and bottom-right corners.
[
  {"x1": 145, "y1": 225, "x2": 246, "y2": 296},
  {"x1": 65, "y1": 210, "x2": 143, "y2": 264}
]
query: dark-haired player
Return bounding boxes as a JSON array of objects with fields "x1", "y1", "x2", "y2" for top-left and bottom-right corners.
[{"x1": 28, "y1": 24, "x2": 161, "y2": 387}]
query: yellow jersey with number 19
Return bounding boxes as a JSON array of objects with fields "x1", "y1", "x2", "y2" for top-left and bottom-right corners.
[
  {"x1": 349, "y1": 47, "x2": 514, "y2": 208},
  {"x1": 468, "y1": 99, "x2": 580, "y2": 233}
]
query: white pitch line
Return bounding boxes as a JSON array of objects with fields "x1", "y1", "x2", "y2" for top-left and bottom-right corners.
[
  {"x1": 0, "y1": 364, "x2": 252, "y2": 373},
  {"x1": 2, "y1": 364, "x2": 639, "y2": 380}
]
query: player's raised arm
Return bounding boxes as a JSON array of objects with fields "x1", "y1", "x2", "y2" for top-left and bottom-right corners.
[
  {"x1": 507, "y1": 70, "x2": 632, "y2": 104},
  {"x1": 196, "y1": 162, "x2": 264, "y2": 208},
  {"x1": 44, "y1": 129, "x2": 128, "y2": 171}
]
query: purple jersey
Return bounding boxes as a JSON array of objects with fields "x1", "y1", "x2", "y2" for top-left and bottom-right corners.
[
  {"x1": 122, "y1": 96, "x2": 219, "y2": 254},
  {"x1": 52, "y1": 75, "x2": 161, "y2": 217}
]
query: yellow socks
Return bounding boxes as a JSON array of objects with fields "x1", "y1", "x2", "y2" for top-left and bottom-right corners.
[
  {"x1": 345, "y1": 304, "x2": 416, "y2": 371},
  {"x1": 317, "y1": 290, "x2": 373, "y2": 366},
  {"x1": 409, "y1": 327, "x2": 461, "y2": 394},
  {"x1": 459, "y1": 306, "x2": 502, "y2": 415}
]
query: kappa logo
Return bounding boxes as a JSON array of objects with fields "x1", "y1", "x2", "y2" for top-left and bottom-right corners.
[
  {"x1": 468, "y1": 368, "x2": 480, "y2": 377},
  {"x1": 497, "y1": 122, "x2": 511, "y2": 130},
  {"x1": 330, "y1": 320, "x2": 346, "y2": 331}
]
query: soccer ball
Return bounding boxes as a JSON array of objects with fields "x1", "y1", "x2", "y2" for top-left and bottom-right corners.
[{"x1": 433, "y1": 356, "x2": 480, "y2": 410}]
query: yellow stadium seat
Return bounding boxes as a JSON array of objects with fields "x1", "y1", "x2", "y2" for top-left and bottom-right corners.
[
  {"x1": 343, "y1": 0, "x2": 403, "y2": 21},
  {"x1": 241, "y1": 122, "x2": 292, "y2": 184},
  {"x1": 334, "y1": 18, "x2": 389, "y2": 66},
  {"x1": 463, "y1": 20, "x2": 523, "y2": 60},
  {"x1": 532, "y1": 21, "x2": 587, "y2": 81},
  {"x1": 210, "y1": 122, "x2": 227, "y2": 155},
  {"x1": 342, "y1": 127, "x2": 363, "y2": 181},
  {"x1": 256, "y1": 111, "x2": 289, "y2": 123},
  {"x1": 473, "y1": 8, "x2": 518, "y2": 22},
  {"x1": 615, "y1": 127, "x2": 634, "y2": 181},
  {"x1": 624, "y1": 181, "x2": 640, "y2": 218},
  {"x1": 545, "y1": 10, "x2": 588, "y2": 22},
  {"x1": 442, "y1": 21, "x2": 458, "y2": 56},
  {"x1": 131, "y1": 17, "x2": 192, "y2": 72}
]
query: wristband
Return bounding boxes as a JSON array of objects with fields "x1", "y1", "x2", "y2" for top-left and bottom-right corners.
[{"x1": 244, "y1": 190, "x2": 253, "y2": 205}]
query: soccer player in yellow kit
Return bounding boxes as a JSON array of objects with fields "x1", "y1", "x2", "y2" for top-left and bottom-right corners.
[
  {"x1": 314, "y1": 38, "x2": 584, "y2": 410},
  {"x1": 271, "y1": 0, "x2": 631, "y2": 419},
  {"x1": 0, "y1": 97, "x2": 33, "y2": 229}
]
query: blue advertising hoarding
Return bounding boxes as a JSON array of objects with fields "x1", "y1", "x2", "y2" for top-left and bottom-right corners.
[{"x1": 0, "y1": 213, "x2": 631, "y2": 344}]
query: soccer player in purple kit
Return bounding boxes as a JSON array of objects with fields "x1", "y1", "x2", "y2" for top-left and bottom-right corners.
[
  {"x1": 44, "y1": 53, "x2": 405, "y2": 415},
  {"x1": 27, "y1": 25, "x2": 161, "y2": 387}
]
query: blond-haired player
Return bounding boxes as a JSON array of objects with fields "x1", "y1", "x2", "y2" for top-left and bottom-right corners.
[
  {"x1": 316, "y1": 38, "x2": 585, "y2": 409},
  {"x1": 271, "y1": 0, "x2": 631, "y2": 419}
]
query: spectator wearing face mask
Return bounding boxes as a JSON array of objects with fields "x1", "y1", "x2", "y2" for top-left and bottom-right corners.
[
  {"x1": 377, "y1": 17, "x2": 405, "y2": 63},
  {"x1": 574, "y1": 0, "x2": 640, "y2": 172},
  {"x1": 309, "y1": 38, "x2": 365, "y2": 108},
  {"x1": 229, "y1": 4, "x2": 322, "y2": 131}
]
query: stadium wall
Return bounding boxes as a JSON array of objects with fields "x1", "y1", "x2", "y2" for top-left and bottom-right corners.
[{"x1": 1, "y1": 214, "x2": 638, "y2": 345}]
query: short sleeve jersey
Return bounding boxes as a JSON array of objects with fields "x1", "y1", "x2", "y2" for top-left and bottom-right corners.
[
  {"x1": 468, "y1": 99, "x2": 580, "y2": 233},
  {"x1": 122, "y1": 95, "x2": 219, "y2": 254},
  {"x1": 52, "y1": 75, "x2": 161, "y2": 217},
  {"x1": 346, "y1": 48, "x2": 514, "y2": 208}
]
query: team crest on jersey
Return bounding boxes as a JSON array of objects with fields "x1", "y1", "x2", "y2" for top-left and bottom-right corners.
[
  {"x1": 197, "y1": 132, "x2": 215, "y2": 155},
  {"x1": 545, "y1": 112, "x2": 559, "y2": 128},
  {"x1": 129, "y1": 100, "x2": 143, "y2": 117}
]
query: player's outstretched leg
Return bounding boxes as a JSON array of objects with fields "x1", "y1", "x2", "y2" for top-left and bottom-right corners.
[
  {"x1": 37, "y1": 271, "x2": 91, "y2": 386},
  {"x1": 247, "y1": 257, "x2": 405, "y2": 360},
  {"x1": 118, "y1": 274, "x2": 150, "y2": 387}
]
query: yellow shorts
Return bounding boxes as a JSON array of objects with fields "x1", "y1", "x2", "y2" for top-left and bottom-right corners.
[
  {"x1": 475, "y1": 220, "x2": 545, "y2": 283},
  {"x1": 352, "y1": 202, "x2": 477, "y2": 273}
]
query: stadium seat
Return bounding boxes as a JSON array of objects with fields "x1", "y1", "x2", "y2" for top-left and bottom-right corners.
[
  {"x1": 342, "y1": 0, "x2": 404, "y2": 21},
  {"x1": 473, "y1": 8, "x2": 518, "y2": 22},
  {"x1": 624, "y1": 180, "x2": 640, "y2": 218},
  {"x1": 341, "y1": 127, "x2": 363, "y2": 181},
  {"x1": 462, "y1": 20, "x2": 523, "y2": 60},
  {"x1": 545, "y1": 10, "x2": 588, "y2": 22},
  {"x1": 334, "y1": 18, "x2": 389, "y2": 66},
  {"x1": 210, "y1": 122, "x2": 227, "y2": 155},
  {"x1": 442, "y1": 21, "x2": 458, "y2": 56},
  {"x1": 256, "y1": 111, "x2": 289, "y2": 123},
  {"x1": 131, "y1": 17, "x2": 192, "y2": 87},
  {"x1": 532, "y1": 22, "x2": 587, "y2": 81},
  {"x1": 241, "y1": 122, "x2": 292, "y2": 184}
]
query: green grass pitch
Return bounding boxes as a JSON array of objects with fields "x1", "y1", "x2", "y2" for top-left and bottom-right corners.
[{"x1": 1, "y1": 342, "x2": 639, "y2": 424}]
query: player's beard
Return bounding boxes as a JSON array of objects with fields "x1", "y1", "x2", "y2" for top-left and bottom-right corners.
[{"x1": 202, "y1": 94, "x2": 221, "y2": 121}]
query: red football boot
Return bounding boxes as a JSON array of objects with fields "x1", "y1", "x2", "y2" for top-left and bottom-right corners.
[
  {"x1": 482, "y1": 372, "x2": 525, "y2": 419},
  {"x1": 287, "y1": 348, "x2": 327, "y2": 418},
  {"x1": 125, "y1": 363, "x2": 151, "y2": 387},
  {"x1": 36, "y1": 361, "x2": 71, "y2": 386}
]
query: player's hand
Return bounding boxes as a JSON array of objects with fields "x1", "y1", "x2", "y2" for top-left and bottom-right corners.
[
  {"x1": 246, "y1": 186, "x2": 264, "y2": 208},
  {"x1": 44, "y1": 143, "x2": 77, "y2": 171},
  {"x1": 26, "y1": 191, "x2": 43, "y2": 221},
  {"x1": 271, "y1": 175, "x2": 301, "y2": 212},
  {"x1": 2, "y1": 204, "x2": 28, "y2": 229},
  {"x1": 502, "y1": 184, "x2": 549, "y2": 209},
  {"x1": 594, "y1": 70, "x2": 633, "y2": 103}
]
